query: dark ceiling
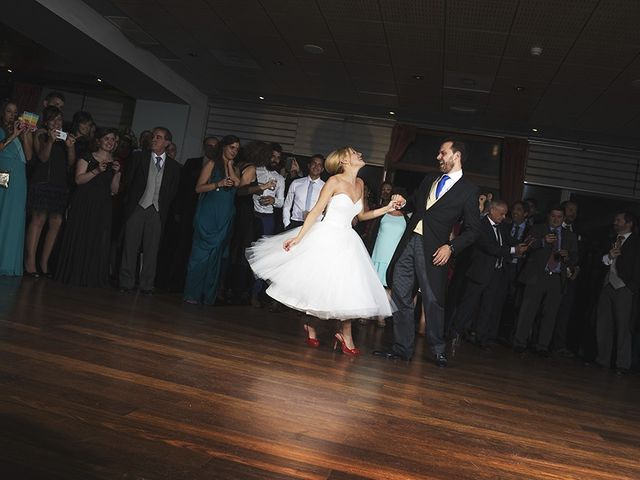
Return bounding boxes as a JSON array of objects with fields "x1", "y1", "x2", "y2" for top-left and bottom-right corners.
[{"x1": 4, "y1": 0, "x2": 640, "y2": 147}]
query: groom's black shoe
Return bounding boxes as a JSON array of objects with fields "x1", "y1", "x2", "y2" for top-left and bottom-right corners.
[{"x1": 372, "y1": 350, "x2": 411, "y2": 361}]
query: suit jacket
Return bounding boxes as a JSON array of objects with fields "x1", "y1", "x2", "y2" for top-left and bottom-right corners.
[
  {"x1": 123, "y1": 149, "x2": 181, "y2": 226},
  {"x1": 387, "y1": 173, "x2": 480, "y2": 303},
  {"x1": 465, "y1": 216, "x2": 515, "y2": 285},
  {"x1": 611, "y1": 233, "x2": 640, "y2": 292},
  {"x1": 518, "y1": 223, "x2": 578, "y2": 286}
]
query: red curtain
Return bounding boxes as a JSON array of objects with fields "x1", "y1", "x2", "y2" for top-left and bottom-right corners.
[
  {"x1": 385, "y1": 124, "x2": 418, "y2": 165},
  {"x1": 500, "y1": 138, "x2": 529, "y2": 206},
  {"x1": 12, "y1": 83, "x2": 42, "y2": 114}
]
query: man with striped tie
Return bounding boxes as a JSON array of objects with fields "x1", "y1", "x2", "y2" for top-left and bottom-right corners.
[{"x1": 373, "y1": 139, "x2": 481, "y2": 367}]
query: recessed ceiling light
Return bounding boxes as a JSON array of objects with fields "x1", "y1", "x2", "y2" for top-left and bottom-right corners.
[
  {"x1": 514, "y1": 86, "x2": 525, "y2": 93},
  {"x1": 530, "y1": 46, "x2": 543, "y2": 56},
  {"x1": 97, "y1": 78, "x2": 103, "y2": 83},
  {"x1": 303, "y1": 44, "x2": 324, "y2": 55},
  {"x1": 7, "y1": 68, "x2": 12, "y2": 73},
  {"x1": 531, "y1": 128, "x2": 538, "y2": 132},
  {"x1": 258, "y1": 96, "x2": 265, "y2": 100},
  {"x1": 389, "y1": 111, "x2": 396, "y2": 115},
  {"x1": 412, "y1": 74, "x2": 424, "y2": 80}
]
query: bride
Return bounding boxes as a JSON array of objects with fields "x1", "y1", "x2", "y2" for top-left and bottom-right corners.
[{"x1": 246, "y1": 146, "x2": 401, "y2": 355}]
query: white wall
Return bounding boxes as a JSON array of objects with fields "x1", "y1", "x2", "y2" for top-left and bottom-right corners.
[{"x1": 132, "y1": 100, "x2": 191, "y2": 159}]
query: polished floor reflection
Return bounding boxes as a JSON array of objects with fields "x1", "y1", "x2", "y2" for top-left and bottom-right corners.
[{"x1": 1, "y1": 277, "x2": 639, "y2": 479}]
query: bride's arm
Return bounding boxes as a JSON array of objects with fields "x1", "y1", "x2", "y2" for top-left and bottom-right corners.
[
  {"x1": 283, "y1": 177, "x2": 337, "y2": 251},
  {"x1": 356, "y1": 179, "x2": 396, "y2": 222}
]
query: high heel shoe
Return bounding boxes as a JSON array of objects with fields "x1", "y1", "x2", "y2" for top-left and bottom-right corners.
[
  {"x1": 333, "y1": 333, "x2": 360, "y2": 356},
  {"x1": 304, "y1": 324, "x2": 320, "y2": 348}
]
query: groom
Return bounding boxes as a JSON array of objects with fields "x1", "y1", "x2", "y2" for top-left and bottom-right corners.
[{"x1": 374, "y1": 139, "x2": 481, "y2": 367}]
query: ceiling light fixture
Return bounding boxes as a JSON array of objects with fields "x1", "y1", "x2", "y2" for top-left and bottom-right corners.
[
  {"x1": 303, "y1": 44, "x2": 324, "y2": 55},
  {"x1": 412, "y1": 74, "x2": 424, "y2": 80},
  {"x1": 530, "y1": 46, "x2": 543, "y2": 56},
  {"x1": 531, "y1": 128, "x2": 538, "y2": 132},
  {"x1": 258, "y1": 96, "x2": 265, "y2": 100},
  {"x1": 97, "y1": 78, "x2": 103, "y2": 83},
  {"x1": 7, "y1": 68, "x2": 12, "y2": 73},
  {"x1": 389, "y1": 111, "x2": 396, "y2": 115},
  {"x1": 514, "y1": 86, "x2": 524, "y2": 93}
]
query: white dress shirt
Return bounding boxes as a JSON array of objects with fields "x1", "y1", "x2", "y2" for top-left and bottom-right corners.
[
  {"x1": 437, "y1": 169, "x2": 463, "y2": 197},
  {"x1": 253, "y1": 166, "x2": 285, "y2": 214},
  {"x1": 283, "y1": 176, "x2": 325, "y2": 226}
]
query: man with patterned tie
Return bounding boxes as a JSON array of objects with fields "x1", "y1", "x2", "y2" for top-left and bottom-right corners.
[
  {"x1": 282, "y1": 154, "x2": 325, "y2": 230},
  {"x1": 596, "y1": 212, "x2": 640, "y2": 373},
  {"x1": 119, "y1": 127, "x2": 180, "y2": 294},
  {"x1": 373, "y1": 139, "x2": 481, "y2": 367},
  {"x1": 513, "y1": 206, "x2": 578, "y2": 355}
]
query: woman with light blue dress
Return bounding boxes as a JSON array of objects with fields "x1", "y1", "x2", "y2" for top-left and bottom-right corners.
[{"x1": 0, "y1": 100, "x2": 33, "y2": 276}]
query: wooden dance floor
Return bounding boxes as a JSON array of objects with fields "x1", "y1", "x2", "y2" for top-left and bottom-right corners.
[{"x1": 1, "y1": 276, "x2": 639, "y2": 479}]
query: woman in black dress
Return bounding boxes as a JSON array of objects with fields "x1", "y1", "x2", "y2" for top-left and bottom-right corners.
[
  {"x1": 55, "y1": 128, "x2": 121, "y2": 287},
  {"x1": 25, "y1": 106, "x2": 76, "y2": 277}
]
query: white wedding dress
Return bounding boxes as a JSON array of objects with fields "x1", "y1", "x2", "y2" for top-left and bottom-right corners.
[{"x1": 246, "y1": 193, "x2": 394, "y2": 320}]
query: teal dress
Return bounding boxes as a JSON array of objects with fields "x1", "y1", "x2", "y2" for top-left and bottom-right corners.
[
  {"x1": 371, "y1": 213, "x2": 407, "y2": 287},
  {"x1": 183, "y1": 167, "x2": 236, "y2": 304},
  {"x1": 0, "y1": 131, "x2": 27, "y2": 276}
]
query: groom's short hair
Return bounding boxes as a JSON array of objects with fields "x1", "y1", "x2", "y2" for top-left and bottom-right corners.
[{"x1": 442, "y1": 138, "x2": 467, "y2": 164}]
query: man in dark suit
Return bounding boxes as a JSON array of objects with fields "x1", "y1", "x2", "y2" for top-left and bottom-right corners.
[
  {"x1": 119, "y1": 127, "x2": 181, "y2": 294},
  {"x1": 596, "y1": 212, "x2": 640, "y2": 373},
  {"x1": 449, "y1": 200, "x2": 528, "y2": 353},
  {"x1": 373, "y1": 139, "x2": 481, "y2": 367},
  {"x1": 513, "y1": 206, "x2": 578, "y2": 354}
]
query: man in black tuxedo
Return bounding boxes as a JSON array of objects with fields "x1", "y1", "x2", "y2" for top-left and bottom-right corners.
[
  {"x1": 596, "y1": 212, "x2": 640, "y2": 373},
  {"x1": 450, "y1": 200, "x2": 528, "y2": 353},
  {"x1": 373, "y1": 139, "x2": 481, "y2": 367},
  {"x1": 513, "y1": 206, "x2": 578, "y2": 354},
  {"x1": 119, "y1": 127, "x2": 181, "y2": 294}
]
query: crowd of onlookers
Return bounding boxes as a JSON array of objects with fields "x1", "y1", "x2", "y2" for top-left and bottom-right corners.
[{"x1": 0, "y1": 91, "x2": 638, "y2": 374}]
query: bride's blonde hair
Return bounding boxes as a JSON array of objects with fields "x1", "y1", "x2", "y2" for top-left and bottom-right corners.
[{"x1": 325, "y1": 146, "x2": 354, "y2": 175}]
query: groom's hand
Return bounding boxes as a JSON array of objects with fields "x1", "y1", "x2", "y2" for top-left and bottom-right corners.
[{"x1": 432, "y1": 244, "x2": 452, "y2": 266}]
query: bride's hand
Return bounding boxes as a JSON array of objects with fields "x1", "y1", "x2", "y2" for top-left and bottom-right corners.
[{"x1": 283, "y1": 237, "x2": 299, "y2": 251}]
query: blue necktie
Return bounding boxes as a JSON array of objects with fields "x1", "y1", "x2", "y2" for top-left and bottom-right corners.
[
  {"x1": 304, "y1": 180, "x2": 315, "y2": 212},
  {"x1": 435, "y1": 174, "x2": 450, "y2": 199},
  {"x1": 155, "y1": 156, "x2": 163, "y2": 171}
]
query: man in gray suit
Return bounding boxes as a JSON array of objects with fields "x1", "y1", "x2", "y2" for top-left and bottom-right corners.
[
  {"x1": 119, "y1": 127, "x2": 180, "y2": 295},
  {"x1": 596, "y1": 212, "x2": 640, "y2": 373},
  {"x1": 513, "y1": 206, "x2": 578, "y2": 354}
]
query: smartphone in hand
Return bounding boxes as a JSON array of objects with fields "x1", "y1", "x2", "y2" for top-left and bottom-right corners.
[{"x1": 55, "y1": 130, "x2": 68, "y2": 141}]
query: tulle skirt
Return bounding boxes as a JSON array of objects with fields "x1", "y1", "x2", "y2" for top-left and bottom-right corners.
[{"x1": 246, "y1": 221, "x2": 393, "y2": 320}]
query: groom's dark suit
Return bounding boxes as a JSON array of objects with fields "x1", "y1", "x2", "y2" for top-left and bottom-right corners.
[{"x1": 387, "y1": 172, "x2": 480, "y2": 359}]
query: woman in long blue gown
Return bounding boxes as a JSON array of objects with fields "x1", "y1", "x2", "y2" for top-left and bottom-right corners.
[
  {"x1": 183, "y1": 135, "x2": 241, "y2": 305},
  {"x1": 0, "y1": 101, "x2": 33, "y2": 276}
]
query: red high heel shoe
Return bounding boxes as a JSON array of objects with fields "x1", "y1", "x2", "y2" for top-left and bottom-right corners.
[
  {"x1": 333, "y1": 333, "x2": 360, "y2": 356},
  {"x1": 304, "y1": 324, "x2": 320, "y2": 348}
]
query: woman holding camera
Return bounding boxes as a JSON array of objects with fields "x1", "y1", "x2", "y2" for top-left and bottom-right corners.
[
  {"x1": 25, "y1": 105, "x2": 76, "y2": 277},
  {"x1": 55, "y1": 128, "x2": 121, "y2": 286}
]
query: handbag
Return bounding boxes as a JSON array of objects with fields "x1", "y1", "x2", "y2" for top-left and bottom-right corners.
[{"x1": 0, "y1": 170, "x2": 9, "y2": 188}]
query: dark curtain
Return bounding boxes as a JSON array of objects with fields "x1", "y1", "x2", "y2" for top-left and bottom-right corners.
[
  {"x1": 500, "y1": 138, "x2": 529, "y2": 206},
  {"x1": 12, "y1": 83, "x2": 42, "y2": 114},
  {"x1": 385, "y1": 124, "x2": 418, "y2": 164}
]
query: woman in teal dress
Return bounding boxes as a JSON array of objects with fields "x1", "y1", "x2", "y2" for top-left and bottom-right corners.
[
  {"x1": 184, "y1": 135, "x2": 241, "y2": 305},
  {"x1": 0, "y1": 100, "x2": 33, "y2": 276}
]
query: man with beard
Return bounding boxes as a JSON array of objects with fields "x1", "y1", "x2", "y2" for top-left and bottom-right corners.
[
  {"x1": 251, "y1": 142, "x2": 285, "y2": 307},
  {"x1": 373, "y1": 139, "x2": 481, "y2": 367}
]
